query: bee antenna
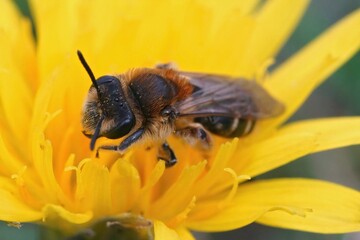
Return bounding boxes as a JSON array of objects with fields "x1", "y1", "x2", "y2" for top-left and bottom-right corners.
[{"x1": 77, "y1": 50, "x2": 100, "y2": 92}]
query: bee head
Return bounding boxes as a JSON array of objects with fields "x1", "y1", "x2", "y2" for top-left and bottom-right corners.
[{"x1": 77, "y1": 51, "x2": 135, "y2": 150}]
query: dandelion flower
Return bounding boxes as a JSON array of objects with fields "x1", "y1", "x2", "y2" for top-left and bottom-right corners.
[{"x1": 1, "y1": 0, "x2": 360, "y2": 239}]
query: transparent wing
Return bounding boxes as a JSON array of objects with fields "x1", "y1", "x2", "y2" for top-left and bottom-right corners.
[{"x1": 174, "y1": 72, "x2": 284, "y2": 119}]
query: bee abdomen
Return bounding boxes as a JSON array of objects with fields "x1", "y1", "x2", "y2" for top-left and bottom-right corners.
[{"x1": 195, "y1": 116, "x2": 256, "y2": 138}]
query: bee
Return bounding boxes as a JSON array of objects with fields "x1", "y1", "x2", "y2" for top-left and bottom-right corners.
[{"x1": 78, "y1": 51, "x2": 284, "y2": 167}]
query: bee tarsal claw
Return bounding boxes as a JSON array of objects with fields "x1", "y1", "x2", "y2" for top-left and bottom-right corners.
[{"x1": 158, "y1": 142, "x2": 177, "y2": 168}]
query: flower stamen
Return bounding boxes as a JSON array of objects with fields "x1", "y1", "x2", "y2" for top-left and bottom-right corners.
[
  {"x1": 7, "y1": 222, "x2": 22, "y2": 229},
  {"x1": 61, "y1": 154, "x2": 76, "y2": 199},
  {"x1": 11, "y1": 166, "x2": 43, "y2": 209},
  {"x1": 268, "y1": 205, "x2": 313, "y2": 218},
  {"x1": 217, "y1": 168, "x2": 239, "y2": 209},
  {"x1": 11, "y1": 166, "x2": 27, "y2": 187},
  {"x1": 42, "y1": 110, "x2": 62, "y2": 132},
  {"x1": 167, "y1": 196, "x2": 196, "y2": 227}
]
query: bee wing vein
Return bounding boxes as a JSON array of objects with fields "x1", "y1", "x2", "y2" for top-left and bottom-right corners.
[{"x1": 175, "y1": 72, "x2": 284, "y2": 119}]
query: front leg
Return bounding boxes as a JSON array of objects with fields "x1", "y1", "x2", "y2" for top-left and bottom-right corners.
[
  {"x1": 96, "y1": 128, "x2": 145, "y2": 157},
  {"x1": 158, "y1": 141, "x2": 177, "y2": 167}
]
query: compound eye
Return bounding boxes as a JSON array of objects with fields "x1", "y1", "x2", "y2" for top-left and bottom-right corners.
[
  {"x1": 93, "y1": 75, "x2": 136, "y2": 139},
  {"x1": 104, "y1": 115, "x2": 135, "y2": 139}
]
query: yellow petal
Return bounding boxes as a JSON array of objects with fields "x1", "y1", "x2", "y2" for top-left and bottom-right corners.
[
  {"x1": 0, "y1": 71, "x2": 33, "y2": 152},
  {"x1": 30, "y1": 0, "x2": 268, "y2": 77},
  {"x1": 150, "y1": 161, "x2": 206, "y2": 221},
  {"x1": 0, "y1": 0, "x2": 36, "y2": 88},
  {"x1": 0, "y1": 135, "x2": 24, "y2": 176},
  {"x1": 188, "y1": 178, "x2": 360, "y2": 233},
  {"x1": 238, "y1": 117, "x2": 360, "y2": 178},
  {"x1": 42, "y1": 204, "x2": 92, "y2": 224},
  {"x1": 0, "y1": 0, "x2": 35, "y2": 152},
  {"x1": 0, "y1": 175, "x2": 18, "y2": 193},
  {"x1": 238, "y1": 0, "x2": 310, "y2": 77},
  {"x1": 193, "y1": 139, "x2": 239, "y2": 199},
  {"x1": 175, "y1": 227, "x2": 195, "y2": 240},
  {"x1": 261, "y1": 8, "x2": 360, "y2": 130},
  {"x1": 0, "y1": 189, "x2": 42, "y2": 222},
  {"x1": 30, "y1": 54, "x2": 90, "y2": 167},
  {"x1": 76, "y1": 160, "x2": 111, "y2": 216},
  {"x1": 109, "y1": 158, "x2": 141, "y2": 213},
  {"x1": 30, "y1": 111, "x2": 67, "y2": 204},
  {"x1": 186, "y1": 196, "x2": 267, "y2": 232},
  {"x1": 250, "y1": 179, "x2": 360, "y2": 233},
  {"x1": 277, "y1": 117, "x2": 360, "y2": 152},
  {"x1": 30, "y1": 0, "x2": 75, "y2": 81},
  {"x1": 134, "y1": 161, "x2": 165, "y2": 215},
  {"x1": 154, "y1": 221, "x2": 180, "y2": 240}
]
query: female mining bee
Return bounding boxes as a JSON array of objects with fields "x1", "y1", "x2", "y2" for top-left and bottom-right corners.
[{"x1": 78, "y1": 51, "x2": 284, "y2": 167}]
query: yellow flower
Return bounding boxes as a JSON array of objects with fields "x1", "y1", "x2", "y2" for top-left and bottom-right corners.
[{"x1": 1, "y1": 0, "x2": 360, "y2": 239}]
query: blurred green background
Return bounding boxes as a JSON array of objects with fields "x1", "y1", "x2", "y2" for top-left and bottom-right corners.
[{"x1": 4, "y1": 0, "x2": 360, "y2": 239}]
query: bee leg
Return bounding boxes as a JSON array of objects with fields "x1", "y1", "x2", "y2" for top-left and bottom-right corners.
[
  {"x1": 118, "y1": 128, "x2": 145, "y2": 151},
  {"x1": 95, "y1": 145, "x2": 118, "y2": 158},
  {"x1": 158, "y1": 142, "x2": 177, "y2": 167},
  {"x1": 95, "y1": 128, "x2": 145, "y2": 157},
  {"x1": 160, "y1": 106, "x2": 177, "y2": 120},
  {"x1": 175, "y1": 123, "x2": 212, "y2": 150}
]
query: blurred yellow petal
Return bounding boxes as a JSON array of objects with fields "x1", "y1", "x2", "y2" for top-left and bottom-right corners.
[
  {"x1": 0, "y1": 0, "x2": 36, "y2": 88},
  {"x1": 262, "y1": 9, "x2": 360, "y2": 129},
  {"x1": 0, "y1": 0, "x2": 35, "y2": 154},
  {"x1": 175, "y1": 227, "x2": 195, "y2": 240},
  {"x1": 42, "y1": 204, "x2": 92, "y2": 224},
  {"x1": 30, "y1": 0, "x2": 77, "y2": 81},
  {"x1": 238, "y1": 0, "x2": 309, "y2": 77},
  {"x1": 238, "y1": 117, "x2": 360, "y2": 177},
  {"x1": 30, "y1": 0, "x2": 279, "y2": 77},
  {"x1": 154, "y1": 221, "x2": 180, "y2": 240},
  {"x1": 0, "y1": 72, "x2": 33, "y2": 150},
  {"x1": 0, "y1": 135, "x2": 24, "y2": 176},
  {"x1": 0, "y1": 189, "x2": 42, "y2": 222},
  {"x1": 252, "y1": 179, "x2": 360, "y2": 233}
]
